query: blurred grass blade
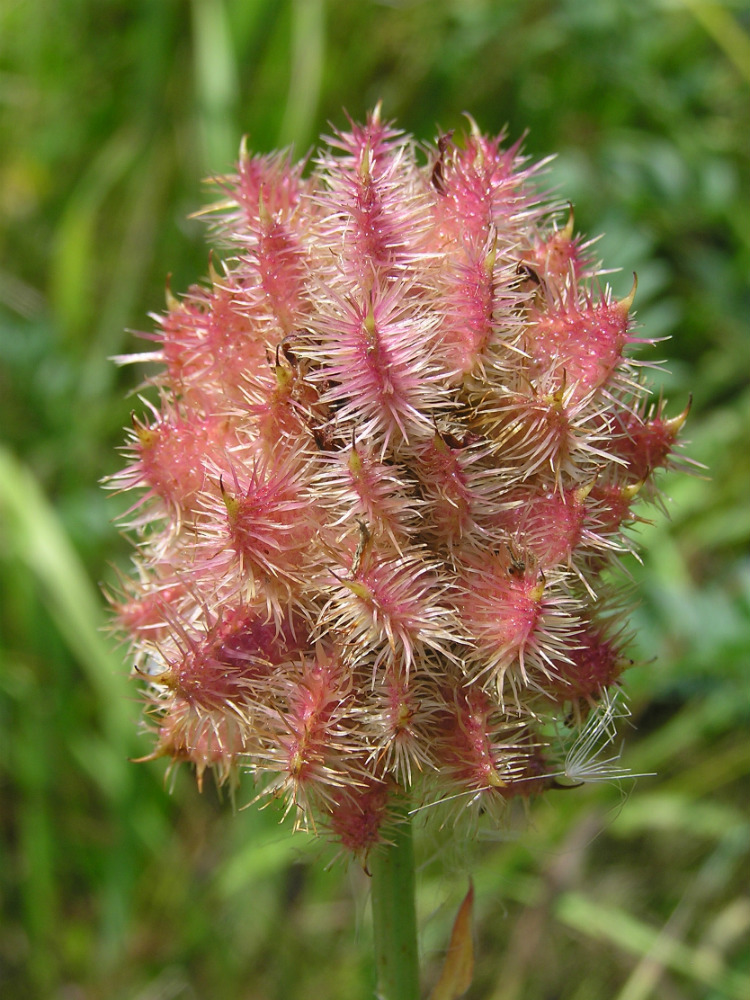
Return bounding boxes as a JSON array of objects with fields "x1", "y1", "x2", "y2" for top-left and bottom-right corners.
[
  {"x1": 217, "y1": 833, "x2": 305, "y2": 898},
  {"x1": 680, "y1": 0, "x2": 750, "y2": 85},
  {"x1": 81, "y1": 143, "x2": 170, "y2": 398},
  {"x1": 614, "y1": 826, "x2": 750, "y2": 1000},
  {"x1": 555, "y1": 890, "x2": 750, "y2": 999},
  {"x1": 278, "y1": 0, "x2": 325, "y2": 151},
  {"x1": 0, "y1": 447, "x2": 132, "y2": 748},
  {"x1": 191, "y1": 0, "x2": 239, "y2": 172},
  {"x1": 611, "y1": 792, "x2": 747, "y2": 841},
  {"x1": 50, "y1": 129, "x2": 139, "y2": 343}
]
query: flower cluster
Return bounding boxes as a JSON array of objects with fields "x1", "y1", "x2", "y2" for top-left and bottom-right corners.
[{"x1": 109, "y1": 109, "x2": 688, "y2": 854}]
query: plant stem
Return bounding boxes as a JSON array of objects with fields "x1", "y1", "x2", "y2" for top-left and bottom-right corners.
[{"x1": 370, "y1": 798, "x2": 420, "y2": 1000}]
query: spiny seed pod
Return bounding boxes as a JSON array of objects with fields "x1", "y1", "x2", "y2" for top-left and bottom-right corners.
[{"x1": 107, "y1": 108, "x2": 689, "y2": 856}]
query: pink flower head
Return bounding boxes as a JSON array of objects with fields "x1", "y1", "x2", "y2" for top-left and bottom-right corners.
[{"x1": 109, "y1": 108, "x2": 689, "y2": 852}]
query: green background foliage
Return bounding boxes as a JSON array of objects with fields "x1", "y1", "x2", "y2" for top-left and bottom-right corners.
[{"x1": 1, "y1": 1, "x2": 748, "y2": 997}]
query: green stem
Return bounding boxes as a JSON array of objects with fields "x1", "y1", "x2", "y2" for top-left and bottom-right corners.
[{"x1": 370, "y1": 798, "x2": 420, "y2": 1000}]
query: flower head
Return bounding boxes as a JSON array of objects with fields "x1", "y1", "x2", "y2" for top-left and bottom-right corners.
[{"x1": 109, "y1": 109, "x2": 688, "y2": 853}]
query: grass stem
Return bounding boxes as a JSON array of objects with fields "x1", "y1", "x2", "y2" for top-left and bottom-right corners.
[{"x1": 370, "y1": 798, "x2": 420, "y2": 1000}]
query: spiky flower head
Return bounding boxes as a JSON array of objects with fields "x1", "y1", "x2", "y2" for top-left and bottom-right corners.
[{"x1": 108, "y1": 108, "x2": 689, "y2": 855}]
